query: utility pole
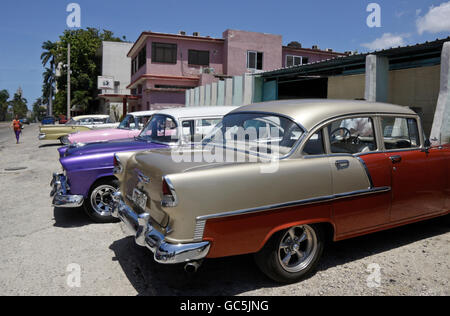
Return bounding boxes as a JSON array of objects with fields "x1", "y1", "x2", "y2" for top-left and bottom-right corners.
[{"x1": 67, "y1": 43, "x2": 71, "y2": 120}]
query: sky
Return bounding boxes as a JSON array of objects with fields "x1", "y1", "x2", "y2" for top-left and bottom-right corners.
[{"x1": 1, "y1": 0, "x2": 450, "y2": 110}]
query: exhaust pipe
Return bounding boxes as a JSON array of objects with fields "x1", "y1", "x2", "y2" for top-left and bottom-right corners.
[{"x1": 184, "y1": 261, "x2": 202, "y2": 274}]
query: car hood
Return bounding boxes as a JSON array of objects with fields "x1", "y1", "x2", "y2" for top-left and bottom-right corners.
[
  {"x1": 68, "y1": 128, "x2": 128, "y2": 143},
  {"x1": 62, "y1": 138, "x2": 168, "y2": 157},
  {"x1": 132, "y1": 145, "x2": 252, "y2": 176}
]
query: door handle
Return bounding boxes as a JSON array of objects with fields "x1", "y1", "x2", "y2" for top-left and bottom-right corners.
[
  {"x1": 335, "y1": 160, "x2": 350, "y2": 170},
  {"x1": 389, "y1": 155, "x2": 402, "y2": 164}
]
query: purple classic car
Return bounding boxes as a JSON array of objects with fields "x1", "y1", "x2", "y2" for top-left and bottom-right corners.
[{"x1": 50, "y1": 106, "x2": 236, "y2": 223}]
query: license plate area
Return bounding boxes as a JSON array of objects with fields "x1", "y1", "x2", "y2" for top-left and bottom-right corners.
[{"x1": 132, "y1": 188, "x2": 148, "y2": 210}]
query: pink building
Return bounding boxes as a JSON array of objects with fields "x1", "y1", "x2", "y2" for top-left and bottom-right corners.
[{"x1": 127, "y1": 29, "x2": 346, "y2": 111}]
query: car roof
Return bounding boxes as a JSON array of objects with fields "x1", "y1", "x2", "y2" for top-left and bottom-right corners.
[
  {"x1": 72, "y1": 115, "x2": 110, "y2": 120},
  {"x1": 156, "y1": 106, "x2": 238, "y2": 119},
  {"x1": 128, "y1": 110, "x2": 158, "y2": 117},
  {"x1": 231, "y1": 99, "x2": 417, "y2": 132}
]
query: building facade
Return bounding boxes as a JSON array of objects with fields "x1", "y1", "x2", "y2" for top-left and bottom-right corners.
[
  {"x1": 97, "y1": 41, "x2": 136, "y2": 120},
  {"x1": 126, "y1": 29, "x2": 346, "y2": 111}
]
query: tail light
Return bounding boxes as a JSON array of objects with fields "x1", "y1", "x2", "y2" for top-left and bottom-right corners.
[
  {"x1": 161, "y1": 177, "x2": 178, "y2": 207},
  {"x1": 113, "y1": 154, "x2": 123, "y2": 174}
]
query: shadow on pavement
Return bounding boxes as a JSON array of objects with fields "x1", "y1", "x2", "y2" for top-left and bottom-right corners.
[
  {"x1": 110, "y1": 215, "x2": 449, "y2": 296},
  {"x1": 39, "y1": 143, "x2": 61, "y2": 148},
  {"x1": 53, "y1": 206, "x2": 92, "y2": 228}
]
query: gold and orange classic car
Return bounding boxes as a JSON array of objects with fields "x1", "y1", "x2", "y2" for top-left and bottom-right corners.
[{"x1": 111, "y1": 99, "x2": 449, "y2": 283}]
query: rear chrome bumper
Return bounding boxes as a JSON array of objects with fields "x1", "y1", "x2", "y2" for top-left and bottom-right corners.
[
  {"x1": 112, "y1": 192, "x2": 210, "y2": 264},
  {"x1": 50, "y1": 173, "x2": 84, "y2": 208}
]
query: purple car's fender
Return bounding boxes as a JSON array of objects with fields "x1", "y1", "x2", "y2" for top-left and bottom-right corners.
[{"x1": 59, "y1": 139, "x2": 167, "y2": 198}]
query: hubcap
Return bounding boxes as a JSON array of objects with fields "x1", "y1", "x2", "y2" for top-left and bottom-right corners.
[
  {"x1": 278, "y1": 225, "x2": 318, "y2": 273},
  {"x1": 90, "y1": 184, "x2": 117, "y2": 217}
]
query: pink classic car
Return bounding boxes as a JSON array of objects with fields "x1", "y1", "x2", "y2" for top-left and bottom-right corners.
[{"x1": 65, "y1": 111, "x2": 156, "y2": 145}]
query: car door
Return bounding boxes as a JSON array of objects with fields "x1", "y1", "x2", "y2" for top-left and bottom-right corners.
[
  {"x1": 325, "y1": 116, "x2": 391, "y2": 236},
  {"x1": 380, "y1": 116, "x2": 446, "y2": 222}
]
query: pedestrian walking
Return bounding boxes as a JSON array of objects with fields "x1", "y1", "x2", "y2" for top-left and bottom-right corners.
[{"x1": 11, "y1": 115, "x2": 22, "y2": 144}]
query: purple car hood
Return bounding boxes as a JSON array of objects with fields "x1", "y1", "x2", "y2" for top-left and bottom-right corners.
[{"x1": 58, "y1": 138, "x2": 168, "y2": 158}]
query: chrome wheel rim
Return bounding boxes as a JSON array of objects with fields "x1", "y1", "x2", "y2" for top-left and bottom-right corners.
[
  {"x1": 90, "y1": 185, "x2": 117, "y2": 217},
  {"x1": 278, "y1": 225, "x2": 318, "y2": 273}
]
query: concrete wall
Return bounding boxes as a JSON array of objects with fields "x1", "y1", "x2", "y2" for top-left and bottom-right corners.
[
  {"x1": 101, "y1": 41, "x2": 134, "y2": 94},
  {"x1": 388, "y1": 65, "x2": 441, "y2": 136},
  {"x1": 328, "y1": 74, "x2": 365, "y2": 100}
]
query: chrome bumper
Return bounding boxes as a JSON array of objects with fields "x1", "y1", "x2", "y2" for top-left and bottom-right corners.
[
  {"x1": 112, "y1": 192, "x2": 210, "y2": 264},
  {"x1": 38, "y1": 133, "x2": 46, "y2": 140},
  {"x1": 50, "y1": 173, "x2": 84, "y2": 208}
]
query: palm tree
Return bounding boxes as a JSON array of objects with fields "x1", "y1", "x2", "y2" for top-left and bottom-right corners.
[
  {"x1": 41, "y1": 40, "x2": 57, "y2": 115},
  {"x1": 42, "y1": 67, "x2": 55, "y2": 101}
]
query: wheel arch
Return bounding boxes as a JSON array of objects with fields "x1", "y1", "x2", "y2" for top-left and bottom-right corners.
[{"x1": 257, "y1": 220, "x2": 336, "y2": 253}]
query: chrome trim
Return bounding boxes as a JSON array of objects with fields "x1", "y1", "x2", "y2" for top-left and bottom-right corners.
[
  {"x1": 196, "y1": 186, "x2": 391, "y2": 221},
  {"x1": 355, "y1": 156, "x2": 374, "y2": 188},
  {"x1": 113, "y1": 154, "x2": 123, "y2": 175},
  {"x1": 38, "y1": 133, "x2": 46, "y2": 140},
  {"x1": 161, "y1": 176, "x2": 179, "y2": 207},
  {"x1": 193, "y1": 220, "x2": 206, "y2": 242},
  {"x1": 50, "y1": 173, "x2": 84, "y2": 208},
  {"x1": 136, "y1": 169, "x2": 150, "y2": 184},
  {"x1": 112, "y1": 196, "x2": 210, "y2": 264}
]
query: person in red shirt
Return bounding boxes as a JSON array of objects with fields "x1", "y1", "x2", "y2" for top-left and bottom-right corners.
[{"x1": 11, "y1": 115, "x2": 22, "y2": 144}]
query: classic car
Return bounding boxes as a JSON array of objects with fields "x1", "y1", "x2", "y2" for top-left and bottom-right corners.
[
  {"x1": 112, "y1": 99, "x2": 449, "y2": 283},
  {"x1": 50, "y1": 106, "x2": 236, "y2": 223},
  {"x1": 39, "y1": 115, "x2": 119, "y2": 143},
  {"x1": 20, "y1": 118, "x2": 30, "y2": 125},
  {"x1": 64, "y1": 110, "x2": 156, "y2": 145},
  {"x1": 41, "y1": 116, "x2": 56, "y2": 125}
]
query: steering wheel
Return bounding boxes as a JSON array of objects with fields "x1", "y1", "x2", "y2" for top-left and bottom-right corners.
[{"x1": 330, "y1": 127, "x2": 351, "y2": 142}]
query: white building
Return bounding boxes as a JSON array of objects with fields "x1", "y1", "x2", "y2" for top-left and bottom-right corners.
[{"x1": 97, "y1": 41, "x2": 136, "y2": 120}]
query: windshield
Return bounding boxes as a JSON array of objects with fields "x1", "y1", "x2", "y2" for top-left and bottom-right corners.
[
  {"x1": 138, "y1": 114, "x2": 178, "y2": 143},
  {"x1": 118, "y1": 115, "x2": 134, "y2": 129},
  {"x1": 66, "y1": 119, "x2": 77, "y2": 125},
  {"x1": 202, "y1": 113, "x2": 304, "y2": 158}
]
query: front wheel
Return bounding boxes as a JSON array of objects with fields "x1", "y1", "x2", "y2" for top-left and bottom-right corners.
[
  {"x1": 254, "y1": 224, "x2": 324, "y2": 283},
  {"x1": 84, "y1": 179, "x2": 120, "y2": 223}
]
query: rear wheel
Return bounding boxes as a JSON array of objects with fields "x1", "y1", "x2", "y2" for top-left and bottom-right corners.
[
  {"x1": 254, "y1": 224, "x2": 324, "y2": 283},
  {"x1": 84, "y1": 178, "x2": 120, "y2": 223}
]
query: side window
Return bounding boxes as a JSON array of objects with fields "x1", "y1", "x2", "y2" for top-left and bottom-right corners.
[
  {"x1": 302, "y1": 130, "x2": 325, "y2": 156},
  {"x1": 381, "y1": 117, "x2": 420, "y2": 149},
  {"x1": 327, "y1": 117, "x2": 377, "y2": 154}
]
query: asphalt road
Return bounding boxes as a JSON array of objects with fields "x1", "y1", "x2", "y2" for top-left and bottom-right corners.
[{"x1": 0, "y1": 124, "x2": 449, "y2": 296}]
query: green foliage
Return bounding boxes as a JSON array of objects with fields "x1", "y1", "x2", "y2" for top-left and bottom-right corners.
[
  {"x1": 0, "y1": 89, "x2": 10, "y2": 121},
  {"x1": 10, "y1": 91, "x2": 28, "y2": 118},
  {"x1": 32, "y1": 98, "x2": 47, "y2": 121},
  {"x1": 42, "y1": 28, "x2": 123, "y2": 115}
]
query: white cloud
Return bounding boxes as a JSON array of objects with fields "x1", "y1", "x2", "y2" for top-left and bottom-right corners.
[
  {"x1": 417, "y1": 1, "x2": 450, "y2": 35},
  {"x1": 361, "y1": 33, "x2": 407, "y2": 51}
]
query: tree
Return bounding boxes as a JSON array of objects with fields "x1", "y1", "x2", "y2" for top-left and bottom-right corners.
[
  {"x1": 42, "y1": 67, "x2": 55, "y2": 103},
  {"x1": 9, "y1": 90, "x2": 28, "y2": 118},
  {"x1": 32, "y1": 97, "x2": 46, "y2": 121},
  {"x1": 41, "y1": 40, "x2": 57, "y2": 115},
  {"x1": 0, "y1": 89, "x2": 10, "y2": 121},
  {"x1": 48, "y1": 28, "x2": 123, "y2": 115}
]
